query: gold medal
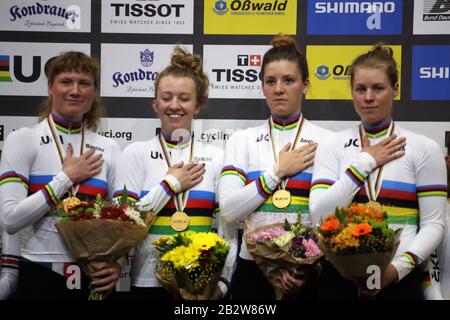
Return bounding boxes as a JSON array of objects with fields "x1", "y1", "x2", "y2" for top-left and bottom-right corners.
[
  {"x1": 62, "y1": 196, "x2": 82, "y2": 212},
  {"x1": 170, "y1": 211, "x2": 190, "y2": 232},
  {"x1": 272, "y1": 189, "x2": 291, "y2": 209}
]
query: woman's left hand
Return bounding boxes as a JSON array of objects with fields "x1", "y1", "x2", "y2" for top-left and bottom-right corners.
[
  {"x1": 90, "y1": 262, "x2": 121, "y2": 297},
  {"x1": 381, "y1": 263, "x2": 399, "y2": 289},
  {"x1": 279, "y1": 268, "x2": 306, "y2": 298}
]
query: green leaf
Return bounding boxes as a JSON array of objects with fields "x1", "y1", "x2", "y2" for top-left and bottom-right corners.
[
  {"x1": 95, "y1": 194, "x2": 103, "y2": 206},
  {"x1": 120, "y1": 185, "x2": 129, "y2": 205},
  {"x1": 283, "y1": 218, "x2": 291, "y2": 231},
  {"x1": 335, "y1": 207, "x2": 347, "y2": 227}
]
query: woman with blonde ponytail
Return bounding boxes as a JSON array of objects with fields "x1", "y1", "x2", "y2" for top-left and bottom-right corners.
[
  {"x1": 310, "y1": 44, "x2": 447, "y2": 299},
  {"x1": 113, "y1": 46, "x2": 237, "y2": 300}
]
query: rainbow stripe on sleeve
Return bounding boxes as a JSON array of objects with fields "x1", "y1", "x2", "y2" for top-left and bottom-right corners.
[
  {"x1": 0, "y1": 171, "x2": 29, "y2": 190},
  {"x1": 311, "y1": 179, "x2": 334, "y2": 191},
  {"x1": 42, "y1": 184, "x2": 58, "y2": 207},
  {"x1": 345, "y1": 165, "x2": 365, "y2": 187},
  {"x1": 417, "y1": 185, "x2": 448, "y2": 198},
  {"x1": 160, "y1": 179, "x2": 177, "y2": 197},
  {"x1": 112, "y1": 189, "x2": 140, "y2": 203},
  {"x1": 220, "y1": 165, "x2": 247, "y2": 184}
]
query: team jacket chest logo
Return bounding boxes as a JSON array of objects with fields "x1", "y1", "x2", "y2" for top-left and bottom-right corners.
[
  {"x1": 344, "y1": 138, "x2": 360, "y2": 148},
  {"x1": 256, "y1": 133, "x2": 270, "y2": 142},
  {"x1": 150, "y1": 150, "x2": 173, "y2": 160},
  {"x1": 40, "y1": 134, "x2": 63, "y2": 145}
]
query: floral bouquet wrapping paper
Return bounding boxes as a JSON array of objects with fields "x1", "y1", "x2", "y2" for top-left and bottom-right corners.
[
  {"x1": 244, "y1": 215, "x2": 323, "y2": 300},
  {"x1": 316, "y1": 201, "x2": 401, "y2": 296},
  {"x1": 153, "y1": 231, "x2": 229, "y2": 300},
  {"x1": 55, "y1": 194, "x2": 153, "y2": 299}
]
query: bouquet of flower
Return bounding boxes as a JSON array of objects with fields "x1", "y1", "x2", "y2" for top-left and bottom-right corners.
[
  {"x1": 55, "y1": 192, "x2": 154, "y2": 299},
  {"x1": 153, "y1": 231, "x2": 229, "y2": 300},
  {"x1": 316, "y1": 201, "x2": 401, "y2": 296},
  {"x1": 244, "y1": 214, "x2": 323, "y2": 300}
]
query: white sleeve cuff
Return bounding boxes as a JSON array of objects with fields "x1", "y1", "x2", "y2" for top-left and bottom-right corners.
[
  {"x1": 264, "y1": 168, "x2": 281, "y2": 190},
  {"x1": 218, "y1": 280, "x2": 228, "y2": 297},
  {"x1": 164, "y1": 174, "x2": 181, "y2": 193},
  {"x1": 351, "y1": 152, "x2": 378, "y2": 177},
  {"x1": 391, "y1": 255, "x2": 415, "y2": 281},
  {"x1": 53, "y1": 171, "x2": 74, "y2": 198}
]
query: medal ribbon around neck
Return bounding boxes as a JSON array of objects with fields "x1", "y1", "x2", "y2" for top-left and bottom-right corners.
[
  {"x1": 47, "y1": 115, "x2": 84, "y2": 197},
  {"x1": 268, "y1": 115, "x2": 305, "y2": 191},
  {"x1": 158, "y1": 132, "x2": 195, "y2": 213},
  {"x1": 359, "y1": 121, "x2": 395, "y2": 202}
]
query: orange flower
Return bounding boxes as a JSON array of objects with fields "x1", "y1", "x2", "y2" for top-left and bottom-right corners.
[
  {"x1": 320, "y1": 218, "x2": 340, "y2": 232},
  {"x1": 352, "y1": 223, "x2": 372, "y2": 237},
  {"x1": 348, "y1": 204, "x2": 365, "y2": 215}
]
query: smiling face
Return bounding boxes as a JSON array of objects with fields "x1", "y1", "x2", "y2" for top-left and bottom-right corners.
[
  {"x1": 262, "y1": 59, "x2": 309, "y2": 119},
  {"x1": 153, "y1": 75, "x2": 200, "y2": 134},
  {"x1": 351, "y1": 67, "x2": 399, "y2": 125},
  {"x1": 48, "y1": 71, "x2": 96, "y2": 122}
]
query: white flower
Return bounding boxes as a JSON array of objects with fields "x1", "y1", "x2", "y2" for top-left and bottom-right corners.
[
  {"x1": 93, "y1": 203, "x2": 101, "y2": 219},
  {"x1": 124, "y1": 206, "x2": 146, "y2": 226},
  {"x1": 272, "y1": 231, "x2": 295, "y2": 249}
]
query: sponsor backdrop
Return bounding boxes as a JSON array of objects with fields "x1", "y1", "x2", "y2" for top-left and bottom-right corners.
[{"x1": 0, "y1": 0, "x2": 449, "y2": 289}]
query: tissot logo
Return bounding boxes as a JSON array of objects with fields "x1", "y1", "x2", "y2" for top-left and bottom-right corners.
[
  {"x1": 211, "y1": 54, "x2": 261, "y2": 82},
  {"x1": 237, "y1": 54, "x2": 261, "y2": 66},
  {"x1": 110, "y1": 2, "x2": 184, "y2": 17}
]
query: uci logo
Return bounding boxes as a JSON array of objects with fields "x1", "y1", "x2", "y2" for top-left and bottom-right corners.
[
  {"x1": 344, "y1": 138, "x2": 359, "y2": 148},
  {"x1": 0, "y1": 55, "x2": 54, "y2": 83},
  {"x1": 256, "y1": 134, "x2": 270, "y2": 143}
]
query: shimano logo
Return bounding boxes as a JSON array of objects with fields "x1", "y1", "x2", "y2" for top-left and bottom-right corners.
[
  {"x1": 315, "y1": 1, "x2": 395, "y2": 14},
  {"x1": 420, "y1": 67, "x2": 449, "y2": 79}
]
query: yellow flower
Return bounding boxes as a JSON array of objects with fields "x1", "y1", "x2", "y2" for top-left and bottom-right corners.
[
  {"x1": 331, "y1": 225, "x2": 360, "y2": 252},
  {"x1": 152, "y1": 236, "x2": 173, "y2": 246},
  {"x1": 190, "y1": 232, "x2": 225, "y2": 251},
  {"x1": 161, "y1": 245, "x2": 201, "y2": 269}
]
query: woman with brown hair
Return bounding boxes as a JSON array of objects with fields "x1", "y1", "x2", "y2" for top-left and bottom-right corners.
[
  {"x1": 219, "y1": 34, "x2": 334, "y2": 299},
  {"x1": 0, "y1": 51, "x2": 121, "y2": 299},
  {"x1": 310, "y1": 45, "x2": 447, "y2": 299}
]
